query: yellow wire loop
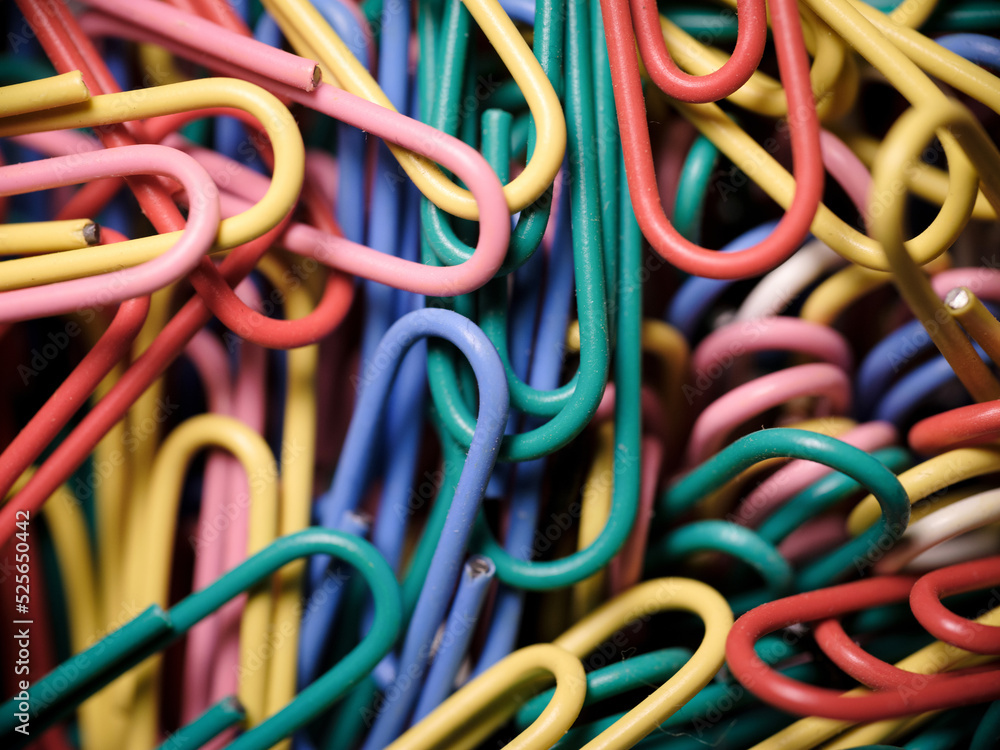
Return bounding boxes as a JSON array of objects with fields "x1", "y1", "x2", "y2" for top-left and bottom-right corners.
[
  {"x1": 123, "y1": 413, "x2": 280, "y2": 740},
  {"x1": 385, "y1": 643, "x2": 587, "y2": 750},
  {"x1": 262, "y1": 0, "x2": 564, "y2": 219},
  {"x1": 554, "y1": 578, "x2": 733, "y2": 750},
  {"x1": 0, "y1": 77, "x2": 304, "y2": 289}
]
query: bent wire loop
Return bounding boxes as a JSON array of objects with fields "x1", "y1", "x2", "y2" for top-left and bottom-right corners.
[
  {"x1": 424, "y1": 0, "x2": 608, "y2": 465},
  {"x1": 0, "y1": 144, "x2": 220, "y2": 321},
  {"x1": 0, "y1": 528, "x2": 402, "y2": 750},
  {"x1": 597, "y1": 0, "x2": 825, "y2": 279},
  {"x1": 627, "y1": 0, "x2": 766, "y2": 103},
  {"x1": 0, "y1": 78, "x2": 305, "y2": 288},
  {"x1": 0, "y1": 71, "x2": 512, "y2": 298},
  {"x1": 6, "y1": 0, "x2": 1000, "y2": 748},
  {"x1": 127, "y1": 413, "x2": 281, "y2": 727},
  {"x1": 384, "y1": 643, "x2": 587, "y2": 750},
  {"x1": 258, "y1": 0, "x2": 566, "y2": 220},
  {"x1": 726, "y1": 571, "x2": 1000, "y2": 721},
  {"x1": 660, "y1": 428, "x2": 911, "y2": 590},
  {"x1": 303, "y1": 307, "x2": 509, "y2": 747}
]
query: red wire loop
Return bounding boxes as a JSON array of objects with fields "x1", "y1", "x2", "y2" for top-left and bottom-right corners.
[
  {"x1": 628, "y1": 0, "x2": 767, "y2": 103},
  {"x1": 813, "y1": 617, "x2": 1000, "y2": 690},
  {"x1": 598, "y1": 0, "x2": 823, "y2": 279},
  {"x1": 911, "y1": 555, "x2": 1000, "y2": 655},
  {"x1": 726, "y1": 575, "x2": 1000, "y2": 721},
  {"x1": 188, "y1": 263, "x2": 353, "y2": 349}
]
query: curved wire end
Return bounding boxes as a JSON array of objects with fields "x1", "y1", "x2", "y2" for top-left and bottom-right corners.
[{"x1": 83, "y1": 221, "x2": 101, "y2": 246}]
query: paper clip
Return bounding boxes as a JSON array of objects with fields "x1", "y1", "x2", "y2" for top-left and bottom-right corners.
[
  {"x1": 4, "y1": 0, "x2": 1000, "y2": 747},
  {"x1": 0, "y1": 528, "x2": 401, "y2": 749},
  {"x1": 726, "y1": 571, "x2": 1000, "y2": 721},
  {"x1": 0, "y1": 145, "x2": 221, "y2": 321},
  {"x1": 598, "y1": 0, "x2": 824, "y2": 278}
]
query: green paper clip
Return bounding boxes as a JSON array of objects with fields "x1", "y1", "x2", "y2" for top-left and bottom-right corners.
[{"x1": 1, "y1": 528, "x2": 401, "y2": 750}]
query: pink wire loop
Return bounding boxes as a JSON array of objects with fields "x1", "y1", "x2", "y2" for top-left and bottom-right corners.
[
  {"x1": 685, "y1": 363, "x2": 853, "y2": 467},
  {"x1": 78, "y1": 4, "x2": 513, "y2": 296},
  {"x1": 182, "y1": 329, "x2": 238, "y2": 723},
  {"x1": 692, "y1": 317, "x2": 854, "y2": 378},
  {"x1": 0, "y1": 145, "x2": 220, "y2": 321},
  {"x1": 168, "y1": 90, "x2": 511, "y2": 295}
]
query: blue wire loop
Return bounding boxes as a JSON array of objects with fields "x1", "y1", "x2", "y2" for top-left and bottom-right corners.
[
  {"x1": 355, "y1": 308, "x2": 510, "y2": 747},
  {"x1": 288, "y1": 308, "x2": 508, "y2": 746}
]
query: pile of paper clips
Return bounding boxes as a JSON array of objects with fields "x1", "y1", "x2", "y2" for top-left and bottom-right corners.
[{"x1": 4, "y1": 0, "x2": 1000, "y2": 747}]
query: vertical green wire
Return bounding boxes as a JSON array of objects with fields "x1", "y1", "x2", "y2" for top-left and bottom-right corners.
[
  {"x1": 468, "y1": 9, "x2": 635, "y2": 588},
  {"x1": 592, "y1": 0, "x2": 620, "y2": 334},
  {"x1": 673, "y1": 135, "x2": 719, "y2": 244},
  {"x1": 420, "y1": 0, "x2": 563, "y2": 273},
  {"x1": 426, "y1": 0, "x2": 609, "y2": 461}
]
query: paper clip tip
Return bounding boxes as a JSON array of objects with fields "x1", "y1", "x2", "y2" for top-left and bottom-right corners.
[{"x1": 83, "y1": 221, "x2": 101, "y2": 246}]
